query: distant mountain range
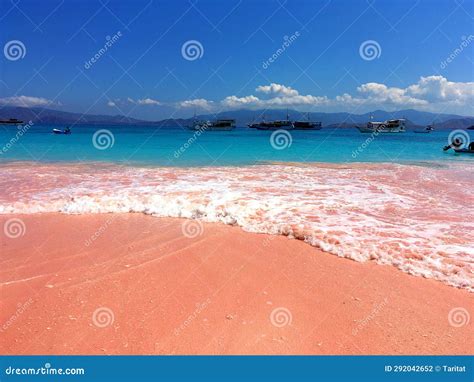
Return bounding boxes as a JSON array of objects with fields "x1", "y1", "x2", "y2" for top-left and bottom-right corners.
[{"x1": 1, "y1": 106, "x2": 473, "y2": 130}]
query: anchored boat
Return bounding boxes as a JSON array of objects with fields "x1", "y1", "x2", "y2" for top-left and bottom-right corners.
[
  {"x1": 444, "y1": 141, "x2": 474, "y2": 154},
  {"x1": 248, "y1": 120, "x2": 294, "y2": 130},
  {"x1": 357, "y1": 118, "x2": 406, "y2": 133},
  {"x1": 248, "y1": 111, "x2": 321, "y2": 130},
  {"x1": 188, "y1": 119, "x2": 236, "y2": 131},
  {"x1": 0, "y1": 118, "x2": 23, "y2": 125},
  {"x1": 53, "y1": 127, "x2": 71, "y2": 135},
  {"x1": 414, "y1": 125, "x2": 434, "y2": 133},
  {"x1": 293, "y1": 121, "x2": 322, "y2": 130}
]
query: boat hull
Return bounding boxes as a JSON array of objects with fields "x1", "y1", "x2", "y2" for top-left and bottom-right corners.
[
  {"x1": 0, "y1": 121, "x2": 23, "y2": 126},
  {"x1": 292, "y1": 125, "x2": 322, "y2": 131},
  {"x1": 53, "y1": 129, "x2": 71, "y2": 135},
  {"x1": 188, "y1": 119, "x2": 236, "y2": 131},
  {"x1": 255, "y1": 126, "x2": 293, "y2": 130},
  {"x1": 206, "y1": 126, "x2": 235, "y2": 131},
  {"x1": 357, "y1": 126, "x2": 405, "y2": 133}
]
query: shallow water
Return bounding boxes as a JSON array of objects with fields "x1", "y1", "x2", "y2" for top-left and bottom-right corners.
[{"x1": 1, "y1": 124, "x2": 473, "y2": 166}]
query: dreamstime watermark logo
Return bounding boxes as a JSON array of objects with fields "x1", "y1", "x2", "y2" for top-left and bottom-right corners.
[
  {"x1": 181, "y1": 40, "x2": 204, "y2": 61},
  {"x1": 262, "y1": 31, "x2": 300, "y2": 69},
  {"x1": 92, "y1": 129, "x2": 115, "y2": 150},
  {"x1": 447, "y1": 129, "x2": 470, "y2": 150},
  {"x1": 440, "y1": 35, "x2": 474, "y2": 69},
  {"x1": 3, "y1": 218, "x2": 26, "y2": 239},
  {"x1": 5, "y1": 363, "x2": 85, "y2": 376},
  {"x1": 448, "y1": 307, "x2": 470, "y2": 328},
  {"x1": 1, "y1": 297, "x2": 33, "y2": 332},
  {"x1": 270, "y1": 307, "x2": 292, "y2": 328},
  {"x1": 174, "y1": 123, "x2": 209, "y2": 159},
  {"x1": 351, "y1": 130, "x2": 380, "y2": 158},
  {"x1": 84, "y1": 31, "x2": 122, "y2": 69},
  {"x1": 174, "y1": 298, "x2": 211, "y2": 336},
  {"x1": 4, "y1": 40, "x2": 26, "y2": 61},
  {"x1": 352, "y1": 297, "x2": 388, "y2": 335},
  {"x1": 92, "y1": 307, "x2": 115, "y2": 328},
  {"x1": 84, "y1": 218, "x2": 113, "y2": 247},
  {"x1": 359, "y1": 40, "x2": 381, "y2": 61},
  {"x1": 181, "y1": 220, "x2": 204, "y2": 238},
  {"x1": 270, "y1": 129, "x2": 292, "y2": 150},
  {"x1": 0, "y1": 120, "x2": 34, "y2": 155}
]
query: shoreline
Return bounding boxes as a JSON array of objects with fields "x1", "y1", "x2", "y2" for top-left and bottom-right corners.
[
  {"x1": 0, "y1": 158, "x2": 472, "y2": 167},
  {"x1": 1, "y1": 161, "x2": 473, "y2": 291},
  {"x1": 1, "y1": 213, "x2": 472, "y2": 355}
]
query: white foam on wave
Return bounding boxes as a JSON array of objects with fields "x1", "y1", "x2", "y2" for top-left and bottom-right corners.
[{"x1": 1, "y1": 162, "x2": 473, "y2": 291}]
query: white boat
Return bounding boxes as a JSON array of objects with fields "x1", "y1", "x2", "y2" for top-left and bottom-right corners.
[
  {"x1": 357, "y1": 119, "x2": 406, "y2": 133},
  {"x1": 53, "y1": 127, "x2": 71, "y2": 135},
  {"x1": 414, "y1": 125, "x2": 434, "y2": 133}
]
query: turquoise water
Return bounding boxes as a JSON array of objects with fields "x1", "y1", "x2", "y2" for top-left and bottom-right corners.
[{"x1": 0, "y1": 124, "x2": 472, "y2": 166}]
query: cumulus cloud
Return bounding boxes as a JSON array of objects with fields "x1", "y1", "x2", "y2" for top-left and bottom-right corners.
[
  {"x1": 256, "y1": 83, "x2": 299, "y2": 97},
  {"x1": 221, "y1": 84, "x2": 328, "y2": 109},
  {"x1": 179, "y1": 98, "x2": 214, "y2": 110},
  {"x1": 0, "y1": 95, "x2": 56, "y2": 107},
  {"x1": 218, "y1": 76, "x2": 474, "y2": 112},
  {"x1": 221, "y1": 95, "x2": 261, "y2": 108},
  {"x1": 405, "y1": 75, "x2": 474, "y2": 104},
  {"x1": 355, "y1": 83, "x2": 428, "y2": 106},
  {"x1": 104, "y1": 76, "x2": 473, "y2": 114},
  {"x1": 107, "y1": 100, "x2": 116, "y2": 107}
]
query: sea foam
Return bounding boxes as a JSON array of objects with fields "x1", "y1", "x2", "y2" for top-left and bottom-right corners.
[{"x1": 1, "y1": 162, "x2": 473, "y2": 291}]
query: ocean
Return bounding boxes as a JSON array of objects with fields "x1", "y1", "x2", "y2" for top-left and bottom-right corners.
[
  {"x1": 0, "y1": 124, "x2": 473, "y2": 291},
  {"x1": 0, "y1": 124, "x2": 473, "y2": 166}
]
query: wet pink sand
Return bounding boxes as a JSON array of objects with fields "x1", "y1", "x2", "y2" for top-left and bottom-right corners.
[{"x1": 0, "y1": 214, "x2": 472, "y2": 355}]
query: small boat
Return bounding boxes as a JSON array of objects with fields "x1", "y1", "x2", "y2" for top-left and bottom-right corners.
[
  {"x1": 292, "y1": 121, "x2": 322, "y2": 130},
  {"x1": 414, "y1": 125, "x2": 434, "y2": 133},
  {"x1": 248, "y1": 111, "x2": 294, "y2": 130},
  {"x1": 357, "y1": 118, "x2": 406, "y2": 133},
  {"x1": 292, "y1": 113, "x2": 322, "y2": 130},
  {"x1": 188, "y1": 119, "x2": 235, "y2": 131},
  {"x1": 454, "y1": 148, "x2": 474, "y2": 154},
  {"x1": 249, "y1": 120, "x2": 294, "y2": 130},
  {"x1": 53, "y1": 127, "x2": 71, "y2": 135},
  {"x1": 0, "y1": 118, "x2": 23, "y2": 125},
  {"x1": 443, "y1": 141, "x2": 474, "y2": 153}
]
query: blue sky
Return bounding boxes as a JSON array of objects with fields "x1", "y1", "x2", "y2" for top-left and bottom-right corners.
[{"x1": 1, "y1": 0, "x2": 473, "y2": 120}]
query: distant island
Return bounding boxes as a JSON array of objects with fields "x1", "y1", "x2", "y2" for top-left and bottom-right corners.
[{"x1": 1, "y1": 105, "x2": 473, "y2": 130}]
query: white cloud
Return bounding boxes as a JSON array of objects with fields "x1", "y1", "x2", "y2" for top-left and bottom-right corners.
[
  {"x1": 221, "y1": 84, "x2": 328, "y2": 109},
  {"x1": 405, "y1": 75, "x2": 474, "y2": 104},
  {"x1": 221, "y1": 95, "x2": 261, "y2": 108},
  {"x1": 105, "y1": 76, "x2": 474, "y2": 115},
  {"x1": 179, "y1": 98, "x2": 214, "y2": 110},
  {"x1": 137, "y1": 98, "x2": 161, "y2": 106},
  {"x1": 216, "y1": 76, "x2": 474, "y2": 112},
  {"x1": 355, "y1": 83, "x2": 428, "y2": 106},
  {"x1": 256, "y1": 83, "x2": 299, "y2": 97},
  {"x1": 0, "y1": 95, "x2": 56, "y2": 107},
  {"x1": 109, "y1": 97, "x2": 161, "y2": 106}
]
